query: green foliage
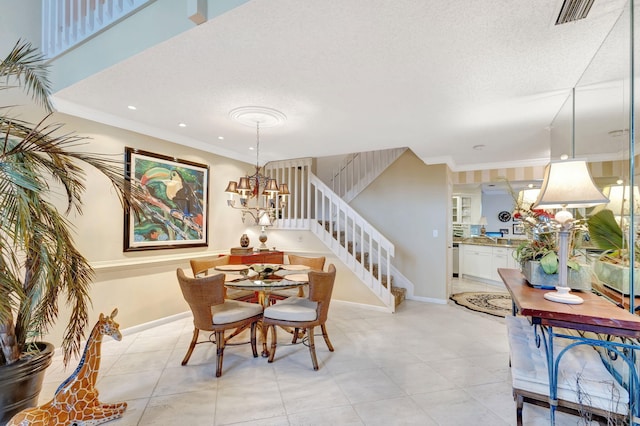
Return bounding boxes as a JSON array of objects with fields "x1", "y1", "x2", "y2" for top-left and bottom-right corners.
[
  {"x1": 587, "y1": 209, "x2": 625, "y2": 252},
  {"x1": 0, "y1": 40, "x2": 140, "y2": 366},
  {"x1": 586, "y1": 208, "x2": 637, "y2": 266}
]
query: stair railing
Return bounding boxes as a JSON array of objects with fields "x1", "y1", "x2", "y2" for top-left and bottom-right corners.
[
  {"x1": 331, "y1": 148, "x2": 406, "y2": 202},
  {"x1": 262, "y1": 158, "x2": 396, "y2": 312},
  {"x1": 309, "y1": 174, "x2": 396, "y2": 312}
]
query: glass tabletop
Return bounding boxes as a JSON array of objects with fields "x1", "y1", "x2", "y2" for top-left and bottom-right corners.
[{"x1": 224, "y1": 278, "x2": 307, "y2": 291}]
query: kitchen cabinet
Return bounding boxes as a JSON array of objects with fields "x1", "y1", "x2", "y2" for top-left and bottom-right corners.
[
  {"x1": 491, "y1": 247, "x2": 517, "y2": 282},
  {"x1": 460, "y1": 244, "x2": 493, "y2": 280},
  {"x1": 460, "y1": 244, "x2": 516, "y2": 282},
  {"x1": 452, "y1": 196, "x2": 472, "y2": 224}
]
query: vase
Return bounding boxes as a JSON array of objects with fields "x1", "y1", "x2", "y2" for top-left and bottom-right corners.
[
  {"x1": 522, "y1": 260, "x2": 591, "y2": 291},
  {"x1": 240, "y1": 233, "x2": 250, "y2": 248},
  {"x1": 0, "y1": 342, "x2": 54, "y2": 423}
]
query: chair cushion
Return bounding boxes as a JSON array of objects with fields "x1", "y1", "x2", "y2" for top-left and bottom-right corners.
[
  {"x1": 211, "y1": 300, "x2": 263, "y2": 324},
  {"x1": 264, "y1": 297, "x2": 318, "y2": 321}
]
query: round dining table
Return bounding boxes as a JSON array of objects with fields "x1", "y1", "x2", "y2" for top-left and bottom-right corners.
[{"x1": 214, "y1": 264, "x2": 309, "y2": 356}]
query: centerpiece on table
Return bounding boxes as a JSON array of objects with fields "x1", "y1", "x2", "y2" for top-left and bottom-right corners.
[
  {"x1": 250, "y1": 264, "x2": 280, "y2": 280},
  {"x1": 510, "y1": 187, "x2": 591, "y2": 290}
]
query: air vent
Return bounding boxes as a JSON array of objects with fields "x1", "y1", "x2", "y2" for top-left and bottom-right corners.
[{"x1": 555, "y1": 0, "x2": 595, "y2": 25}]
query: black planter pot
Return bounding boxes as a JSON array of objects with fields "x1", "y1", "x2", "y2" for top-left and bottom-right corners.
[{"x1": 0, "y1": 342, "x2": 55, "y2": 424}]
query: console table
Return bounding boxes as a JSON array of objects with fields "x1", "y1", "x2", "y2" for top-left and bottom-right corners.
[
  {"x1": 498, "y1": 268, "x2": 640, "y2": 425},
  {"x1": 228, "y1": 250, "x2": 284, "y2": 265}
]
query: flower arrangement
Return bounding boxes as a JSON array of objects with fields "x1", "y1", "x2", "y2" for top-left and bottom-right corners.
[{"x1": 510, "y1": 187, "x2": 586, "y2": 275}]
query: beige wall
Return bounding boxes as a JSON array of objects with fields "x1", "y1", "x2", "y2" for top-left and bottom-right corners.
[
  {"x1": 36, "y1": 113, "x2": 384, "y2": 347},
  {"x1": 351, "y1": 151, "x2": 449, "y2": 301}
]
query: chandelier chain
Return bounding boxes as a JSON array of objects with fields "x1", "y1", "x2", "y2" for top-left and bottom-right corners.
[{"x1": 256, "y1": 122, "x2": 260, "y2": 169}]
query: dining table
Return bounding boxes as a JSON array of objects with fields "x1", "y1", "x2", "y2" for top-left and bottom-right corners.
[{"x1": 214, "y1": 263, "x2": 310, "y2": 356}]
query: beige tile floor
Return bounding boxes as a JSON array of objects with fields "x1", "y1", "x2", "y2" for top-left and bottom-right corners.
[{"x1": 36, "y1": 277, "x2": 600, "y2": 425}]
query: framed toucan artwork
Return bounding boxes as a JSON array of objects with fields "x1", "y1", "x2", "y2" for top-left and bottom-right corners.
[{"x1": 124, "y1": 147, "x2": 209, "y2": 251}]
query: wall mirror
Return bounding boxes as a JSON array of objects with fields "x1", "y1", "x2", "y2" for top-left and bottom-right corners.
[{"x1": 550, "y1": 1, "x2": 637, "y2": 305}]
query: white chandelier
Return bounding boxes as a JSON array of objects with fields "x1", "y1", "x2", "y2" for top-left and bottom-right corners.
[{"x1": 224, "y1": 107, "x2": 289, "y2": 226}]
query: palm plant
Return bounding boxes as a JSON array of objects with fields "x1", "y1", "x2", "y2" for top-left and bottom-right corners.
[
  {"x1": 587, "y1": 208, "x2": 635, "y2": 265},
  {"x1": 0, "y1": 40, "x2": 138, "y2": 366}
]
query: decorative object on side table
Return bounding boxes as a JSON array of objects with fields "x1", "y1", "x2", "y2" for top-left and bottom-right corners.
[
  {"x1": 531, "y1": 159, "x2": 608, "y2": 304},
  {"x1": 509, "y1": 175, "x2": 594, "y2": 293},
  {"x1": 258, "y1": 211, "x2": 271, "y2": 251},
  {"x1": 240, "y1": 233, "x2": 250, "y2": 247},
  {"x1": 7, "y1": 309, "x2": 127, "y2": 425}
]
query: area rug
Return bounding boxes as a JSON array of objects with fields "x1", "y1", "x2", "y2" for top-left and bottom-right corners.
[{"x1": 450, "y1": 292, "x2": 512, "y2": 318}]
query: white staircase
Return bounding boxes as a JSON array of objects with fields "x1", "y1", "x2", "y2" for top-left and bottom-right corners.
[
  {"x1": 309, "y1": 175, "x2": 398, "y2": 312},
  {"x1": 331, "y1": 148, "x2": 407, "y2": 203},
  {"x1": 266, "y1": 157, "x2": 404, "y2": 312}
]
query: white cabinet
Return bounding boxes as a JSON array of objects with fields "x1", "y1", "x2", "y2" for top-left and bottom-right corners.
[
  {"x1": 460, "y1": 244, "x2": 516, "y2": 282},
  {"x1": 491, "y1": 247, "x2": 516, "y2": 282},
  {"x1": 452, "y1": 196, "x2": 472, "y2": 224},
  {"x1": 461, "y1": 245, "x2": 493, "y2": 280}
]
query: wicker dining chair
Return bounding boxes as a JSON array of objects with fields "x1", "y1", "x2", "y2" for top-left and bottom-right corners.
[
  {"x1": 269, "y1": 254, "x2": 326, "y2": 302},
  {"x1": 189, "y1": 255, "x2": 255, "y2": 301},
  {"x1": 263, "y1": 264, "x2": 336, "y2": 370},
  {"x1": 176, "y1": 268, "x2": 263, "y2": 377}
]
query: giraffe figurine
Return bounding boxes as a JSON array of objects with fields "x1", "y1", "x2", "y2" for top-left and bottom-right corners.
[{"x1": 7, "y1": 308, "x2": 128, "y2": 426}]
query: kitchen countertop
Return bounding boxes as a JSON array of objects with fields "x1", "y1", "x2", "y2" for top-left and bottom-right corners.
[
  {"x1": 455, "y1": 236, "x2": 525, "y2": 248},
  {"x1": 455, "y1": 237, "x2": 602, "y2": 251}
]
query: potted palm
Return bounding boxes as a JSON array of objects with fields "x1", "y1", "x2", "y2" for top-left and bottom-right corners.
[{"x1": 0, "y1": 40, "x2": 139, "y2": 422}]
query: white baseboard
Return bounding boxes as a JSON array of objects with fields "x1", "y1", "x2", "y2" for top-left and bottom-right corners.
[
  {"x1": 331, "y1": 299, "x2": 393, "y2": 313},
  {"x1": 120, "y1": 311, "x2": 192, "y2": 336},
  {"x1": 406, "y1": 295, "x2": 448, "y2": 304},
  {"x1": 52, "y1": 311, "x2": 193, "y2": 358}
]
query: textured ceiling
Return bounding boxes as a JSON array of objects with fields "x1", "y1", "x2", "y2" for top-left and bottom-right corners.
[{"x1": 52, "y1": 0, "x2": 629, "y2": 171}]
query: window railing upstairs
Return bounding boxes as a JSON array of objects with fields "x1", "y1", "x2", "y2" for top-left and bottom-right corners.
[{"x1": 42, "y1": 0, "x2": 155, "y2": 59}]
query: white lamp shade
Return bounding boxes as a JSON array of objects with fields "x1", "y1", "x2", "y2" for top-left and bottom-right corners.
[
  {"x1": 258, "y1": 210, "x2": 272, "y2": 226},
  {"x1": 479, "y1": 216, "x2": 488, "y2": 226},
  {"x1": 533, "y1": 160, "x2": 608, "y2": 209},
  {"x1": 517, "y1": 189, "x2": 540, "y2": 210},
  {"x1": 592, "y1": 185, "x2": 640, "y2": 216}
]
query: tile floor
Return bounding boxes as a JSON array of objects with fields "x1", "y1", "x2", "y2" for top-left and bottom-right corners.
[{"x1": 36, "y1": 277, "x2": 600, "y2": 425}]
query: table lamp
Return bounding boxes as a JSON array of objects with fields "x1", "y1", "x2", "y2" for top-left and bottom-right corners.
[
  {"x1": 479, "y1": 217, "x2": 488, "y2": 235},
  {"x1": 258, "y1": 210, "x2": 272, "y2": 251},
  {"x1": 532, "y1": 159, "x2": 608, "y2": 304}
]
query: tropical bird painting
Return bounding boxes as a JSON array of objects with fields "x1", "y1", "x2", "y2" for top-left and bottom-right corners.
[{"x1": 128, "y1": 152, "x2": 208, "y2": 247}]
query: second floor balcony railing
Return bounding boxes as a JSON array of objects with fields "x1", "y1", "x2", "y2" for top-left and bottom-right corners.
[{"x1": 42, "y1": 0, "x2": 155, "y2": 59}]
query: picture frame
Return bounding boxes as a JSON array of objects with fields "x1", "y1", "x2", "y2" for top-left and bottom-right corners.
[
  {"x1": 500, "y1": 228, "x2": 509, "y2": 235},
  {"x1": 512, "y1": 222, "x2": 525, "y2": 235},
  {"x1": 124, "y1": 148, "x2": 209, "y2": 251}
]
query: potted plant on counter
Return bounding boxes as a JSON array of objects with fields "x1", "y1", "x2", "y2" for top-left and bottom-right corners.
[
  {"x1": 587, "y1": 208, "x2": 638, "y2": 295},
  {"x1": 0, "y1": 40, "x2": 140, "y2": 422}
]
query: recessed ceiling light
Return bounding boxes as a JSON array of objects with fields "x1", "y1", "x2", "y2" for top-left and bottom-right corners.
[
  {"x1": 127, "y1": 105, "x2": 137, "y2": 110},
  {"x1": 218, "y1": 136, "x2": 224, "y2": 140},
  {"x1": 472, "y1": 144, "x2": 485, "y2": 151},
  {"x1": 178, "y1": 123, "x2": 186, "y2": 127},
  {"x1": 560, "y1": 154, "x2": 569, "y2": 160},
  {"x1": 249, "y1": 147, "x2": 255, "y2": 151}
]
